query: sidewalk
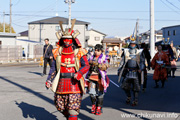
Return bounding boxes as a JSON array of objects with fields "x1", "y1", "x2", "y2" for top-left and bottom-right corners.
[{"x1": 0, "y1": 61, "x2": 40, "y2": 67}]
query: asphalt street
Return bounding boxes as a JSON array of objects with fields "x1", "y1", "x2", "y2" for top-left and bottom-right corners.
[{"x1": 0, "y1": 62, "x2": 180, "y2": 120}]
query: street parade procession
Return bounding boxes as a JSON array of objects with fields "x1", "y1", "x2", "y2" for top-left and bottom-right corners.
[
  {"x1": 44, "y1": 17, "x2": 178, "y2": 120},
  {"x1": 0, "y1": 0, "x2": 180, "y2": 120}
]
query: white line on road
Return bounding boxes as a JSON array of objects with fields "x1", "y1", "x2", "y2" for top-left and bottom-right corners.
[{"x1": 110, "y1": 79, "x2": 120, "y2": 88}]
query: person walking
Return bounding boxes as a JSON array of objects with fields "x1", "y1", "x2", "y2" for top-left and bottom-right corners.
[
  {"x1": 118, "y1": 40, "x2": 145, "y2": 106},
  {"x1": 151, "y1": 45, "x2": 169, "y2": 88},
  {"x1": 85, "y1": 44, "x2": 110, "y2": 115},
  {"x1": 140, "y1": 43, "x2": 151, "y2": 92},
  {"x1": 45, "y1": 19, "x2": 90, "y2": 120},
  {"x1": 42, "y1": 38, "x2": 53, "y2": 76}
]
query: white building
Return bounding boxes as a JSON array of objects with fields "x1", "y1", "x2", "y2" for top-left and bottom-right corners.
[
  {"x1": 0, "y1": 33, "x2": 22, "y2": 62},
  {"x1": 0, "y1": 32, "x2": 20, "y2": 45},
  {"x1": 87, "y1": 29, "x2": 106, "y2": 47},
  {"x1": 139, "y1": 30, "x2": 163, "y2": 45},
  {"x1": 28, "y1": 16, "x2": 90, "y2": 48}
]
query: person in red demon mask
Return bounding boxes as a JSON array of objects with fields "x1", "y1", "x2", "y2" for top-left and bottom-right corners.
[{"x1": 45, "y1": 19, "x2": 90, "y2": 120}]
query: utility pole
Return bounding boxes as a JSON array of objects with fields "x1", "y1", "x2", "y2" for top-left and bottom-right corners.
[
  {"x1": 64, "y1": 0, "x2": 75, "y2": 28},
  {"x1": 56, "y1": 0, "x2": 59, "y2": 16},
  {"x1": 68, "y1": 1, "x2": 71, "y2": 27},
  {"x1": 3, "y1": 11, "x2": 5, "y2": 33},
  {"x1": 39, "y1": 23, "x2": 42, "y2": 43},
  {"x1": 150, "y1": 0, "x2": 155, "y2": 58},
  {"x1": 136, "y1": 19, "x2": 139, "y2": 44},
  {"x1": 9, "y1": 0, "x2": 12, "y2": 33}
]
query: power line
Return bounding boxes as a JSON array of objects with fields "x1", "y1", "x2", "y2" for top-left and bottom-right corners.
[
  {"x1": 73, "y1": 16, "x2": 180, "y2": 22},
  {"x1": 0, "y1": 13, "x2": 178, "y2": 22},
  {"x1": 12, "y1": 22, "x2": 27, "y2": 28},
  {"x1": 13, "y1": 0, "x2": 57, "y2": 23},
  {"x1": 160, "y1": 0, "x2": 180, "y2": 15},
  {"x1": 2, "y1": 10, "x2": 180, "y2": 13},
  {"x1": 165, "y1": 0, "x2": 180, "y2": 10},
  {"x1": 12, "y1": 0, "x2": 21, "y2": 6}
]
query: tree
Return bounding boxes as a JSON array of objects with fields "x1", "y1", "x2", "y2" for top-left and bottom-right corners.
[{"x1": 0, "y1": 22, "x2": 16, "y2": 33}]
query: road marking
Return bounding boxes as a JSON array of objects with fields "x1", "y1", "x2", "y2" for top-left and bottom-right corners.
[{"x1": 110, "y1": 79, "x2": 120, "y2": 88}]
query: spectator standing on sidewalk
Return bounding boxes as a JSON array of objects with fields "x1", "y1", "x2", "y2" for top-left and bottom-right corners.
[{"x1": 42, "y1": 38, "x2": 53, "y2": 76}]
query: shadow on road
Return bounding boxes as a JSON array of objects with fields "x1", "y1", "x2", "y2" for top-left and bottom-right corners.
[
  {"x1": 28, "y1": 71, "x2": 42, "y2": 76},
  {"x1": 15, "y1": 101, "x2": 58, "y2": 120},
  {"x1": 0, "y1": 76, "x2": 95, "y2": 120},
  {"x1": 105, "y1": 73, "x2": 180, "y2": 114}
]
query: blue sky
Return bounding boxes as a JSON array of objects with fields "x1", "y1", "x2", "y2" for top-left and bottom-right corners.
[{"x1": 1, "y1": 0, "x2": 180, "y2": 37}]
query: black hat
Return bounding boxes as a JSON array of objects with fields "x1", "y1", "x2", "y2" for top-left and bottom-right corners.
[{"x1": 94, "y1": 44, "x2": 103, "y2": 51}]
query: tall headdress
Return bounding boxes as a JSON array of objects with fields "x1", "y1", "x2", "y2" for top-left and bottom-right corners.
[
  {"x1": 129, "y1": 21, "x2": 137, "y2": 44},
  {"x1": 55, "y1": 19, "x2": 81, "y2": 47},
  {"x1": 161, "y1": 38, "x2": 170, "y2": 45}
]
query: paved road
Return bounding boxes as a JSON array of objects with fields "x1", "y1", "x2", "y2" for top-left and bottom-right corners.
[{"x1": 0, "y1": 63, "x2": 180, "y2": 120}]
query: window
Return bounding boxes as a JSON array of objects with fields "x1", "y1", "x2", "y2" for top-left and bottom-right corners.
[
  {"x1": 94, "y1": 37, "x2": 100, "y2": 41},
  {"x1": 173, "y1": 30, "x2": 176, "y2": 36},
  {"x1": 55, "y1": 26, "x2": 60, "y2": 31},
  {"x1": 168, "y1": 31, "x2": 171, "y2": 36}
]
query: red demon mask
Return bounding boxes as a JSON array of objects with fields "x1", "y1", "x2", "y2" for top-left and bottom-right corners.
[{"x1": 63, "y1": 38, "x2": 73, "y2": 47}]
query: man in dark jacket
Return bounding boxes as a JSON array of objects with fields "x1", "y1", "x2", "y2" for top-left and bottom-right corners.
[
  {"x1": 140, "y1": 43, "x2": 151, "y2": 92},
  {"x1": 42, "y1": 38, "x2": 53, "y2": 76}
]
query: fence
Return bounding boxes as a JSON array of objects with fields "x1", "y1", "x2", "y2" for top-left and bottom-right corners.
[
  {"x1": 34, "y1": 45, "x2": 43, "y2": 59},
  {"x1": 0, "y1": 45, "x2": 44, "y2": 63},
  {"x1": 0, "y1": 45, "x2": 70, "y2": 63},
  {"x1": 0, "y1": 45, "x2": 22, "y2": 62}
]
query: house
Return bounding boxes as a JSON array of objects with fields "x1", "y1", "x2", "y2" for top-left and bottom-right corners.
[
  {"x1": 17, "y1": 30, "x2": 28, "y2": 40},
  {"x1": 0, "y1": 33, "x2": 21, "y2": 62},
  {"x1": 123, "y1": 30, "x2": 163, "y2": 46},
  {"x1": 102, "y1": 38, "x2": 123, "y2": 56},
  {"x1": 0, "y1": 32, "x2": 20, "y2": 45},
  {"x1": 28, "y1": 16, "x2": 90, "y2": 48},
  {"x1": 87, "y1": 29, "x2": 106, "y2": 47},
  {"x1": 138, "y1": 30, "x2": 163, "y2": 45},
  {"x1": 162, "y1": 25, "x2": 180, "y2": 46}
]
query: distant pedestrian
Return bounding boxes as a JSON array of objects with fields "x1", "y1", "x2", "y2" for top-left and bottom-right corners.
[
  {"x1": 170, "y1": 42, "x2": 178, "y2": 78},
  {"x1": 22, "y1": 48, "x2": 25, "y2": 57},
  {"x1": 42, "y1": 38, "x2": 53, "y2": 76}
]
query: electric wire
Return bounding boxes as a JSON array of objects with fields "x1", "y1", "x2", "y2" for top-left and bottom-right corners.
[
  {"x1": 165, "y1": 0, "x2": 180, "y2": 10},
  {"x1": 13, "y1": 0, "x2": 58, "y2": 23},
  {"x1": 160, "y1": 0, "x2": 180, "y2": 15},
  {"x1": 12, "y1": 0, "x2": 21, "y2": 6}
]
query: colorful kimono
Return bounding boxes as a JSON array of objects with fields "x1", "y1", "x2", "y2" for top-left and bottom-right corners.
[
  {"x1": 86, "y1": 53, "x2": 110, "y2": 92},
  {"x1": 85, "y1": 53, "x2": 109, "y2": 115}
]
